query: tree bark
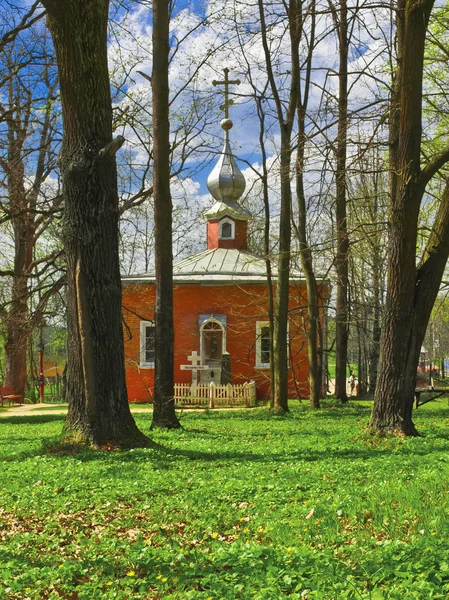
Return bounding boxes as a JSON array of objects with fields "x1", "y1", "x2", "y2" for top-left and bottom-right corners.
[
  {"x1": 255, "y1": 97, "x2": 276, "y2": 404},
  {"x1": 43, "y1": 0, "x2": 146, "y2": 446},
  {"x1": 331, "y1": 0, "x2": 350, "y2": 402},
  {"x1": 2, "y1": 51, "x2": 50, "y2": 398},
  {"x1": 258, "y1": 0, "x2": 300, "y2": 413},
  {"x1": 368, "y1": 198, "x2": 382, "y2": 395},
  {"x1": 295, "y1": 179, "x2": 321, "y2": 408},
  {"x1": 371, "y1": 0, "x2": 442, "y2": 436},
  {"x1": 151, "y1": 0, "x2": 180, "y2": 429},
  {"x1": 273, "y1": 139, "x2": 293, "y2": 412},
  {"x1": 294, "y1": 0, "x2": 321, "y2": 409},
  {"x1": 4, "y1": 168, "x2": 30, "y2": 398}
]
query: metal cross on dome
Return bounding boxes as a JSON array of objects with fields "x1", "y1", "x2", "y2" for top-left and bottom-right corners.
[{"x1": 212, "y1": 68, "x2": 241, "y2": 119}]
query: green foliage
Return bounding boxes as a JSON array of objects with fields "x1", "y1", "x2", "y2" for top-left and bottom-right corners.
[{"x1": 1, "y1": 403, "x2": 449, "y2": 598}]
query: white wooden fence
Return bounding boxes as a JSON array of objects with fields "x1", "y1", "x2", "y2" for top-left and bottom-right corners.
[{"x1": 174, "y1": 381, "x2": 256, "y2": 408}]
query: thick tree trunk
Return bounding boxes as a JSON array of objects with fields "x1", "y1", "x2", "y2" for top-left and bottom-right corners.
[
  {"x1": 334, "y1": 0, "x2": 349, "y2": 402},
  {"x1": 372, "y1": 180, "x2": 449, "y2": 433},
  {"x1": 371, "y1": 0, "x2": 439, "y2": 436},
  {"x1": 43, "y1": 0, "x2": 146, "y2": 446},
  {"x1": 150, "y1": 0, "x2": 180, "y2": 429}
]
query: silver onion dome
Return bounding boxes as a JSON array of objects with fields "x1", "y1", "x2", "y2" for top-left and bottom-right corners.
[{"x1": 207, "y1": 118, "x2": 246, "y2": 204}]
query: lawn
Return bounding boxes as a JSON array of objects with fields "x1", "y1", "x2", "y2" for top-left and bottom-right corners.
[{"x1": 1, "y1": 402, "x2": 449, "y2": 599}]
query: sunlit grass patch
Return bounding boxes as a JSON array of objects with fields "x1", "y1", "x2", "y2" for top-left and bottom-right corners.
[
  {"x1": 29, "y1": 404, "x2": 68, "y2": 411},
  {"x1": 1, "y1": 402, "x2": 449, "y2": 598}
]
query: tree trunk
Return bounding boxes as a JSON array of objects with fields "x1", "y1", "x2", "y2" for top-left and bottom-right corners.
[
  {"x1": 150, "y1": 0, "x2": 180, "y2": 429},
  {"x1": 356, "y1": 315, "x2": 365, "y2": 396},
  {"x1": 255, "y1": 98, "x2": 276, "y2": 405},
  {"x1": 273, "y1": 140, "x2": 293, "y2": 413},
  {"x1": 258, "y1": 0, "x2": 301, "y2": 413},
  {"x1": 4, "y1": 292, "x2": 28, "y2": 398},
  {"x1": 3, "y1": 66, "x2": 34, "y2": 398},
  {"x1": 294, "y1": 1, "x2": 320, "y2": 409},
  {"x1": 369, "y1": 225, "x2": 382, "y2": 395},
  {"x1": 333, "y1": 0, "x2": 350, "y2": 402},
  {"x1": 43, "y1": 0, "x2": 146, "y2": 447},
  {"x1": 4, "y1": 254, "x2": 29, "y2": 399},
  {"x1": 296, "y1": 120, "x2": 321, "y2": 408},
  {"x1": 371, "y1": 0, "x2": 441, "y2": 436},
  {"x1": 372, "y1": 178, "x2": 449, "y2": 433}
]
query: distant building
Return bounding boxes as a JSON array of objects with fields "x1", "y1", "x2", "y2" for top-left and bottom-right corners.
[{"x1": 121, "y1": 83, "x2": 328, "y2": 401}]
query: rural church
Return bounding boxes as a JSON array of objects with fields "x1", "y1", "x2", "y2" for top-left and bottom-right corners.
[{"x1": 121, "y1": 78, "x2": 328, "y2": 402}]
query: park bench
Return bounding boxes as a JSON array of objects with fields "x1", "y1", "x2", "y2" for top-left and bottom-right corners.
[
  {"x1": 0, "y1": 386, "x2": 23, "y2": 407},
  {"x1": 414, "y1": 376, "x2": 449, "y2": 408}
]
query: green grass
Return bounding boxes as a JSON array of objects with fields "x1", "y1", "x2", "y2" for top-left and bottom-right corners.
[{"x1": 1, "y1": 402, "x2": 449, "y2": 599}]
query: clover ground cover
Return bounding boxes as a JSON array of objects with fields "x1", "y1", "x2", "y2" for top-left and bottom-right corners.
[{"x1": 1, "y1": 402, "x2": 449, "y2": 599}]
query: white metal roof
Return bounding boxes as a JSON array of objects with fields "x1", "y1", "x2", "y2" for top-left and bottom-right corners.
[{"x1": 122, "y1": 248, "x2": 305, "y2": 285}]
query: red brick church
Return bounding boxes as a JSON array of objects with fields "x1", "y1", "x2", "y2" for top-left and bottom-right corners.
[{"x1": 121, "y1": 86, "x2": 327, "y2": 402}]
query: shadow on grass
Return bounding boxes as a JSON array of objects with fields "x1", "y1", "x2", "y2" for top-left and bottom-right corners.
[
  {"x1": 0, "y1": 414, "x2": 67, "y2": 425},
  {"x1": 16, "y1": 432, "x2": 447, "y2": 471},
  {"x1": 157, "y1": 439, "x2": 449, "y2": 465},
  {"x1": 2, "y1": 401, "x2": 449, "y2": 466},
  {"x1": 3, "y1": 435, "x2": 448, "y2": 469},
  {"x1": 171, "y1": 402, "x2": 375, "y2": 421}
]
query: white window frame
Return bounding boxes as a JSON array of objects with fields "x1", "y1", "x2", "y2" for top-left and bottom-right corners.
[
  {"x1": 255, "y1": 321, "x2": 289, "y2": 368},
  {"x1": 140, "y1": 321, "x2": 155, "y2": 368},
  {"x1": 200, "y1": 317, "x2": 226, "y2": 362},
  {"x1": 256, "y1": 321, "x2": 271, "y2": 369},
  {"x1": 219, "y1": 217, "x2": 235, "y2": 240}
]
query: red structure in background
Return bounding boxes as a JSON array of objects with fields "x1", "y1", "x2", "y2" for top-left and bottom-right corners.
[
  {"x1": 122, "y1": 274, "x2": 328, "y2": 402},
  {"x1": 121, "y1": 73, "x2": 328, "y2": 402}
]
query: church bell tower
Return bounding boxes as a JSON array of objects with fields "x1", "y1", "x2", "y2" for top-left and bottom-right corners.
[{"x1": 205, "y1": 68, "x2": 250, "y2": 250}]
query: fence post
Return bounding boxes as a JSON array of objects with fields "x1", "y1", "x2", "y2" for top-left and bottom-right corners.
[
  {"x1": 250, "y1": 380, "x2": 256, "y2": 405},
  {"x1": 244, "y1": 382, "x2": 249, "y2": 407},
  {"x1": 209, "y1": 382, "x2": 216, "y2": 409},
  {"x1": 226, "y1": 383, "x2": 232, "y2": 405}
]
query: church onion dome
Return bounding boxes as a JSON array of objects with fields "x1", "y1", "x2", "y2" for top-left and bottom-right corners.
[{"x1": 206, "y1": 118, "x2": 248, "y2": 220}]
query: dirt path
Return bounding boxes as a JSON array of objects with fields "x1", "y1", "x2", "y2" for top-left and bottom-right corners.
[
  {"x1": 0, "y1": 403, "x2": 254, "y2": 418},
  {"x1": 0, "y1": 403, "x2": 153, "y2": 418}
]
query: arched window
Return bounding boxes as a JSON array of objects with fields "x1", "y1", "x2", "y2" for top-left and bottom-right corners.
[
  {"x1": 200, "y1": 318, "x2": 226, "y2": 364},
  {"x1": 219, "y1": 218, "x2": 235, "y2": 240}
]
